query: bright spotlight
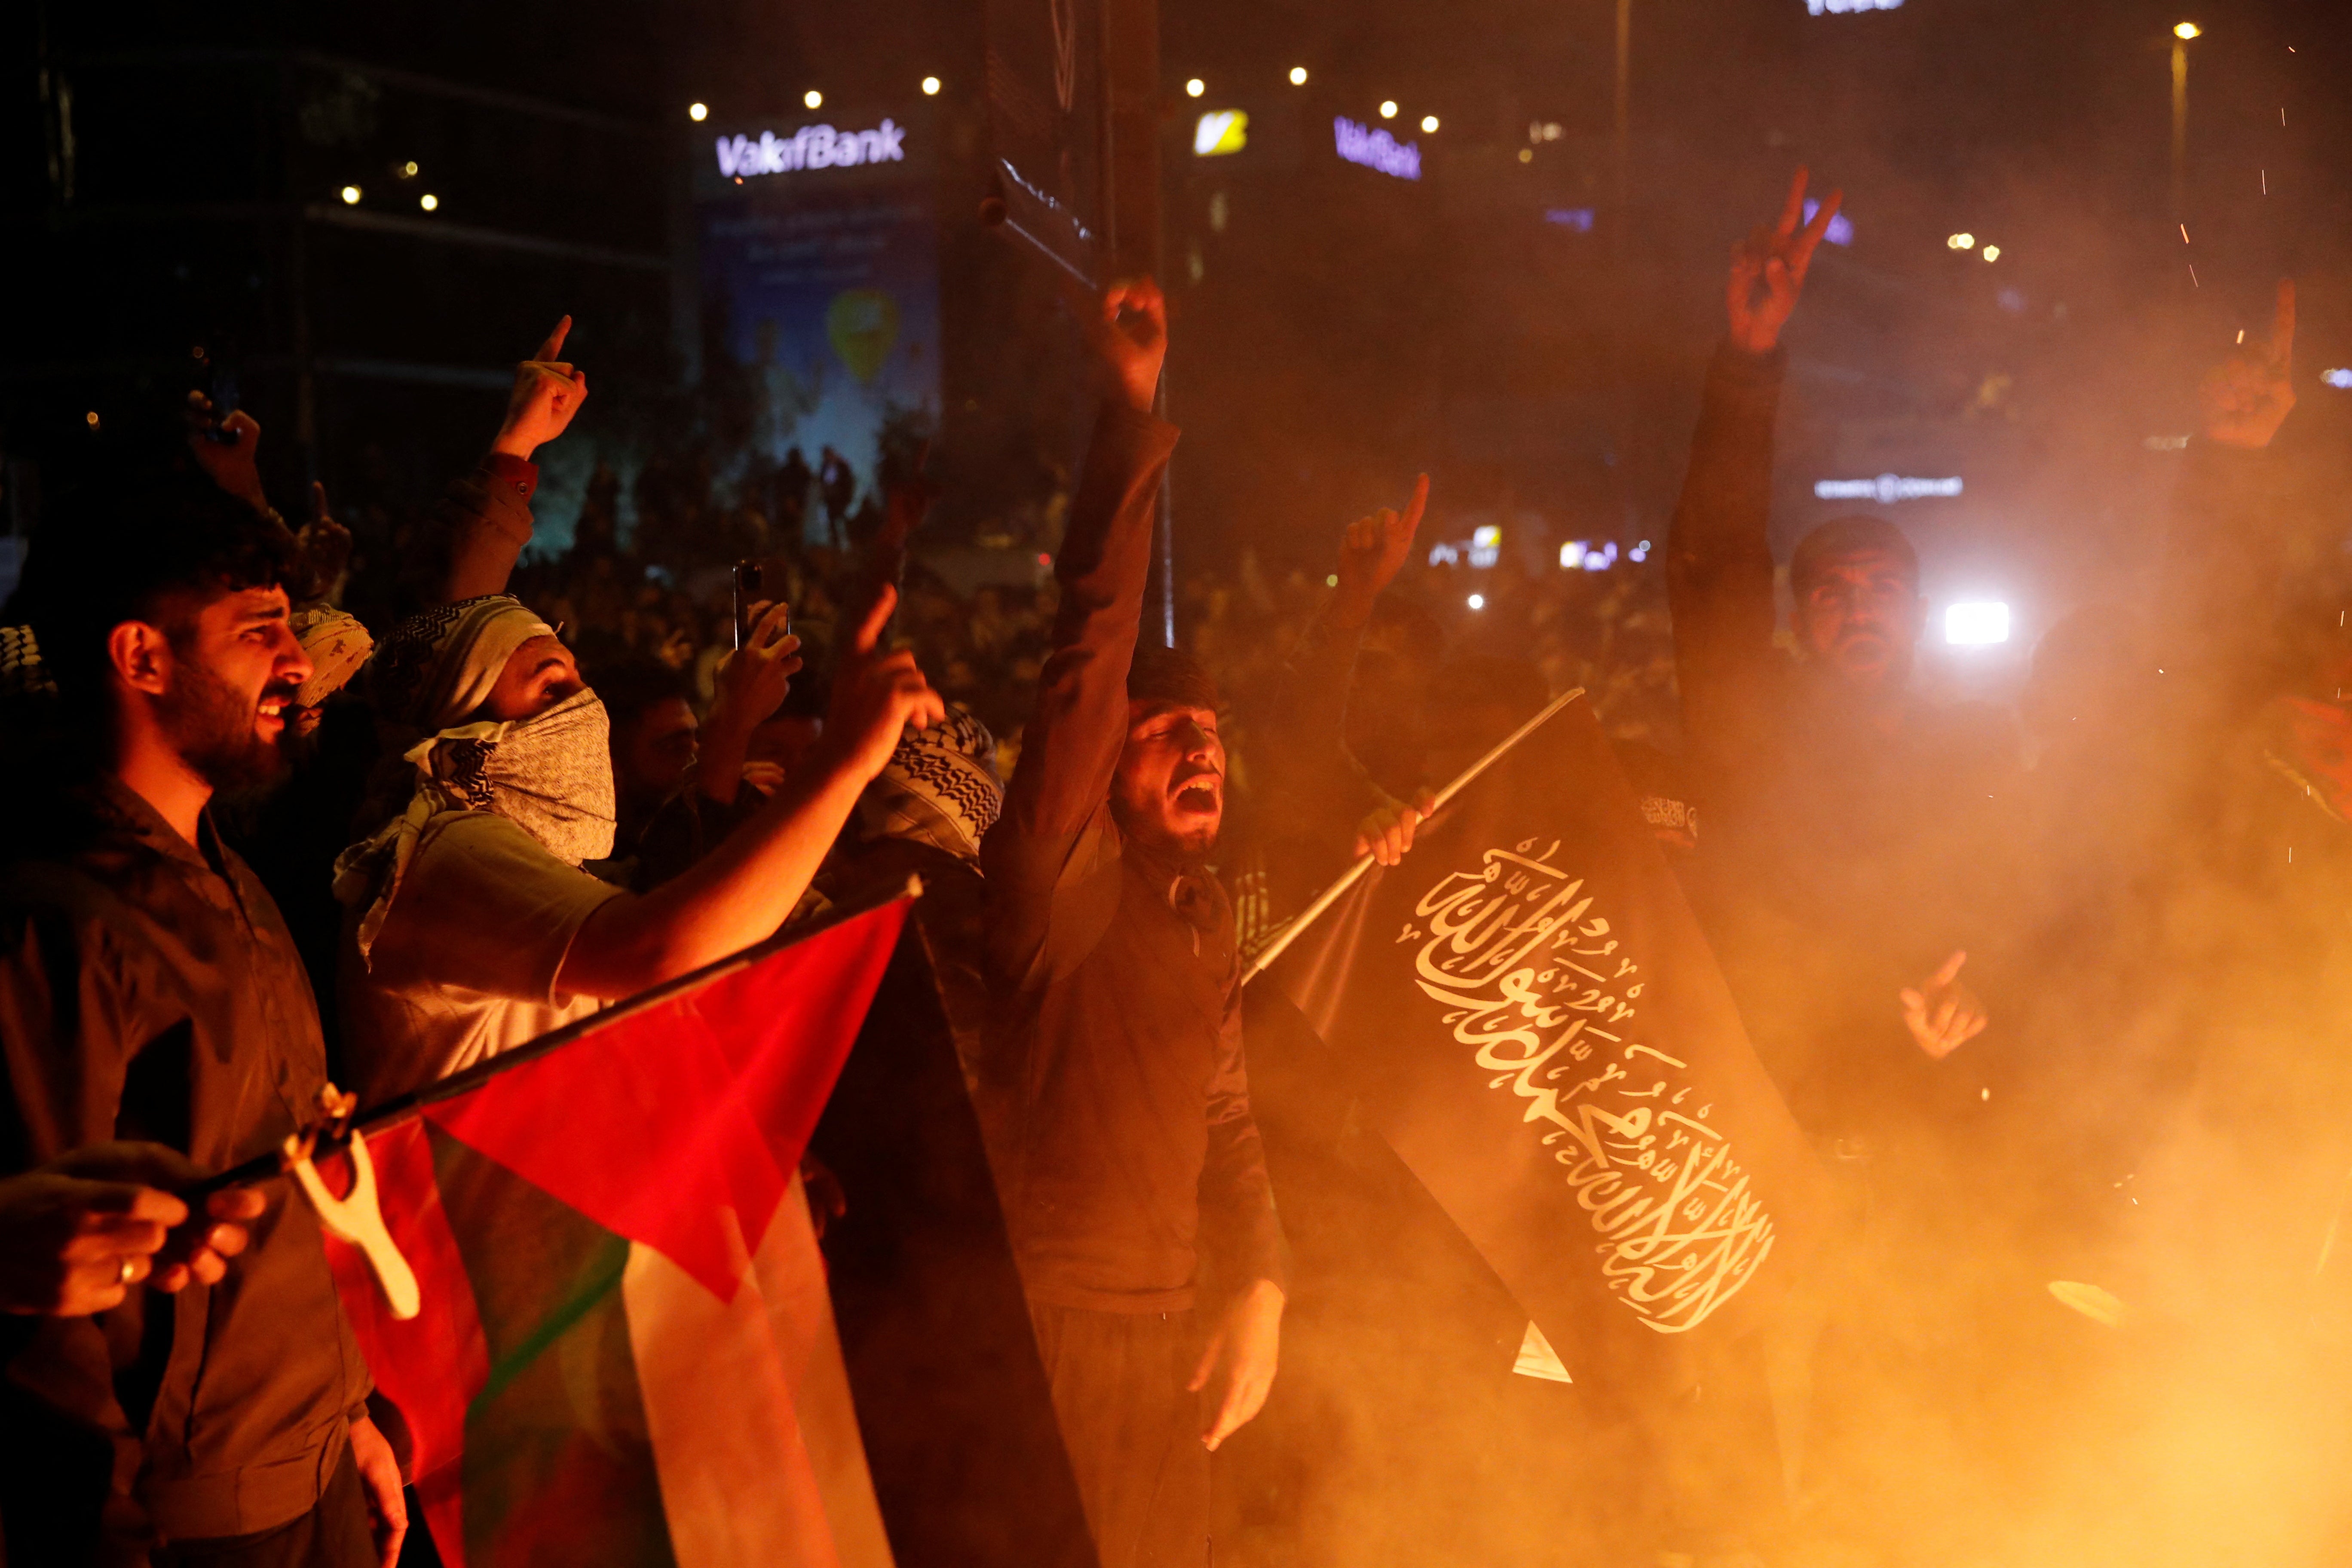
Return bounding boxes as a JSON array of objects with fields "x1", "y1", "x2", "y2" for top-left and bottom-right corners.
[
  {"x1": 340, "y1": 185, "x2": 361, "y2": 205},
  {"x1": 689, "y1": 101, "x2": 709, "y2": 121},
  {"x1": 2174, "y1": 21, "x2": 2201, "y2": 39},
  {"x1": 1982, "y1": 245, "x2": 2000, "y2": 261},
  {"x1": 1378, "y1": 100, "x2": 1399, "y2": 119},
  {"x1": 1947, "y1": 232, "x2": 1975, "y2": 250},
  {"x1": 401, "y1": 160, "x2": 419, "y2": 177},
  {"x1": 420, "y1": 193, "x2": 439, "y2": 211},
  {"x1": 1289, "y1": 66, "x2": 1309, "y2": 85},
  {"x1": 804, "y1": 89, "x2": 824, "y2": 109},
  {"x1": 1467, "y1": 593, "x2": 1486, "y2": 611},
  {"x1": 1186, "y1": 78, "x2": 1206, "y2": 98},
  {"x1": 1945, "y1": 601, "x2": 2012, "y2": 646},
  {"x1": 922, "y1": 76, "x2": 941, "y2": 95}
]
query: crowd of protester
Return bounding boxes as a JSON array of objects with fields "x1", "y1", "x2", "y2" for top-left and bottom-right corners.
[{"x1": 2, "y1": 163, "x2": 2349, "y2": 1568}]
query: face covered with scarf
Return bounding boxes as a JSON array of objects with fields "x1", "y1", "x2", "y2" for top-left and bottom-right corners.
[{"x1": 338, "y1": 595, "x2": 617, "y2": 958}]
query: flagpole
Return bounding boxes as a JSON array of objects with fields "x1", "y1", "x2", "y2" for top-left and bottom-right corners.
[
  {"x1": 1239, "y1": 688, "x2": 1585, "y2": 986},
  {"x1": 187, "y1": 874, "x2": 927, "y2": 1200}
]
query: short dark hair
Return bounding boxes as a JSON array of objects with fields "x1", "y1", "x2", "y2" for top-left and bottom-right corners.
[
  {"x1": 1789, "y1": 514, "x2": 1920, "y2": 596},
  {"x1": 1127, "y1": 644, "x2": 1219, "y2": 712},
  {"x1": 18, "y1": 467, "x2": 297, "y2": 704}
]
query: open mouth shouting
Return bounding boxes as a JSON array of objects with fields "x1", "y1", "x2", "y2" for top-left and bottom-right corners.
[
  {"x1": 1171, "y1": 764, "x2": 1224, "y2": 819},
  {"x1": 255, "y1": 679, "x2": 301, "y2": 738}
]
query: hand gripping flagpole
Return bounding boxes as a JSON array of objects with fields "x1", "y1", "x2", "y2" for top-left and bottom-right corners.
[
  {"x1": 1240, "y1": 688, "x2": 1585, "y2": 987},
  {"x1": 184, "y1": 876, "x2": 930, "y2": 1317}
]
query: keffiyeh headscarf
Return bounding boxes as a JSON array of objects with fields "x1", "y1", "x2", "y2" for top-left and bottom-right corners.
[
  {"x1": 856, "y1": 704, "x2": 1004, "y2": 863},
  {"x1": 337, "y1": 595, "x2": 615, "y2": 962},
  {"x1": 290, "y1": 606, "x2": 374, "y2": 707},
  {"x1": 0, "y1": 626, "x2": 55, "y2": 700},
  {"x1": 369, "y1": 594, "x2": 556, "y2": 732}
]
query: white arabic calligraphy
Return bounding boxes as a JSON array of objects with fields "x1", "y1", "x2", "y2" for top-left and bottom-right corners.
[{"x1": 1400, "y1": 838, "x2": 1774, "y2": 1333}]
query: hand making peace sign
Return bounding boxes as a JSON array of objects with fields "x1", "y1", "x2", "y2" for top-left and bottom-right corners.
[{"x1": 1727, "y1": 167, "x2": 1843, "y2": 356}]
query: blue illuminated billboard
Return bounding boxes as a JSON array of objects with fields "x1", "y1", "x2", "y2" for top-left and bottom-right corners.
[{"x1": 693, "y1": 108, "x2": 939, "y2": 541}]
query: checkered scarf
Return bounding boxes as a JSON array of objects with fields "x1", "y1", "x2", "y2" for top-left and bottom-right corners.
[
  {"x1": 369, "y1": 594, "x2": 554, "y2": 732},
  {"x1": 0, "y1": 626, "x2": 55, "y2": 700},
  {"x1": 856, "y1": 704, "x2": 1003, "y2": 863},
  {"x1": 335, "y1": 686, "x2": 617, "y2": 962},
  {"x1": 290, "y1": 606, "x2": 374, "y2": 707}
]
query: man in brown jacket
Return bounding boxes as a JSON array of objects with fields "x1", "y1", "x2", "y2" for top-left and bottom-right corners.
[
  {"x1": 981, "y1": 281, "x2": 1284, "y2": 1568},
  {"x1": 2, "y1": 466, "x2": 402, "y2": 1567}
]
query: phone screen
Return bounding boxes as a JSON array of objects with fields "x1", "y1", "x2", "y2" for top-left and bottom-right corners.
[{"x1": 732, "y1": 561, "x2": 763, "y2": 650}]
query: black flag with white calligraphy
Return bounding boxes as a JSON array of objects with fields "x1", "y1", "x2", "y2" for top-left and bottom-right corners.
[{"x1": 1271, "y1": 695, "x2": 1835, "y2": 1396}]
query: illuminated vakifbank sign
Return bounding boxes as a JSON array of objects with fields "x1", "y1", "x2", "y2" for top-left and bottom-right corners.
[
  {"x1": 1814, "y1": 474, "x2": 1962, "y2": 503},
  {"x1": 714, "y1": 120, "x2": 907, "y2": 179},
  {"x1": 1334, "y1": 117, "x2": 1421, "y2": 181}
]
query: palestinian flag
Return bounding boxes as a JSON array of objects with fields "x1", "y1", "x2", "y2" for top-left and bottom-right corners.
[{"x1": 328, "y1": 899, "x2": 908, "y2": 1568}]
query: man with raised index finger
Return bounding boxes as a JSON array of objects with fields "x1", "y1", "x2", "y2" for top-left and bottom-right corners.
[{"x1": 980, "y1": 279, "x2": 1285, "y2": 1568}]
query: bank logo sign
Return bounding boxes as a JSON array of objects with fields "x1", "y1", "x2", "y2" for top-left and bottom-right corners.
[
  {"x1": 714, "y1": 119, "x2": 908, "y2": 179},
  {"x1": 1333, "y1": 117, "x2": 1421, "y2": 181},
  {"x1": 1813, "y1": 474, "x2": 1963, "y2": 503}
]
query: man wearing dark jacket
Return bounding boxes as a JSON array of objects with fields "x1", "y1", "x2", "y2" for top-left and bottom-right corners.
[
  {"x1": 2, "y1": 467, "x2": 404, "y2": 1567},
  {"x1": 980, "y1": 280, "x2": 1284, "y2": 1568},
  {"x1": 1665, "y1": 169, "x2": 2013, "y2": 1151}
]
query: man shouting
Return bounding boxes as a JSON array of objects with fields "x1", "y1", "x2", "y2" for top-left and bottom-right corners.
[{"x1": 981, "y1": 280, "x2": 1284, "y2": 1568}]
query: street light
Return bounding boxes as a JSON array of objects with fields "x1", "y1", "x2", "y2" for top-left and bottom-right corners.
[
  {"x1": 2171, "y1": 23, "x2": 2200, "y2": 218},
  {"x1": 420, "y1": 193, "x2": 439, "y2": 211},
  {"x1": 341, "y1": 185, "x2": 361, "y2": 205}
]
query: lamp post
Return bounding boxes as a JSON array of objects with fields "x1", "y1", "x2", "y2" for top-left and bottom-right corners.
[{"x1": 2171, "y1": 21, "x2": 2200, "y2": 220}]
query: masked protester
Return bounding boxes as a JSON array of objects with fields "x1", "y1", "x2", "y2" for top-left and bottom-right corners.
[
  {"x1": 337, "y1": 578, "x2": 942, "y2": 1102},
  {"x1": 0, "y1": 467, "x2": 405, "y2": 1568},
  {"x1": 978, "y1": 280, "x2": 1284, "y2": 1568}
]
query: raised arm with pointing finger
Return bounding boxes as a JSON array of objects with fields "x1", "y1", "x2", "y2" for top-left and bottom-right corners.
[
  {"x1": 980, "y1": 278, "x2": 1283, "y2": 1564},
  {"x1": 432, "y1": 316, "x2": 592, "y2": 604}
]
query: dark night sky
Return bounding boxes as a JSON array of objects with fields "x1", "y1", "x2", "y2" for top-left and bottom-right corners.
[{"x1": 7, "y1": 0, "x2": 2350, "y2": 634}]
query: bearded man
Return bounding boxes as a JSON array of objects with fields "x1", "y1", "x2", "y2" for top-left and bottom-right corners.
[
  {"x1": 980, "y1": 280, "x2": 1283, "y2": 1568},
  {"x1": 1, "y1": 467, "x2": 405, "y2": 1567},
  {"x1": 1665, "y1": 168, "x2": 2016, "y2": 1148}
]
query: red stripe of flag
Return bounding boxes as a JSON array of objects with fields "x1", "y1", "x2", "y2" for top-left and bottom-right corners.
[
  {"x1": 325, "y1": 1117, "x2": 491, "y2": 1568},
  {"x1": 423, "y1": 904, "x2": 905, "y2": 1300}
]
